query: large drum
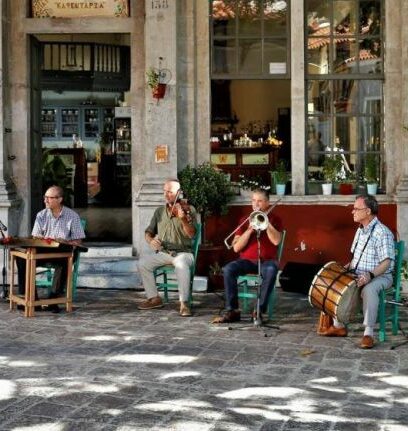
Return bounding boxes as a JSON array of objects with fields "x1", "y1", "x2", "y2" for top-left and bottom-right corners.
[{"x1": 308, "y1": 261, "x2": 359, "y2": 324}]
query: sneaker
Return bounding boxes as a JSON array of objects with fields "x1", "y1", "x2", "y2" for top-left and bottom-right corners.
[
  {"x1": 180, "y1": 302, "x2": 192, "y2": 317},
  {"x1": 137, "y1": 296, "x2": 163, "y2": 310}
]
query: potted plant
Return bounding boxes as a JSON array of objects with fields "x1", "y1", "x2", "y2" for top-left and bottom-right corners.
[
  {"x1": 322, "y1": 153, "x2": 342, "y2": 195},
  {"x1": 365, "y1": 153, "x2": 378, "y2": 195},
  {"x1": 146, "y1": 67, "x2": 166, "y2": 99},
  {"x1": 338, "y1": 170, "x2": 356, "y2": 195},
  {"x1": 272, "y1": 160, "x2": 288, "y2": 196},
  {"x1": 178, "y1": 162, "x2": 235, "y2": 244},
  {"x1": 41, "y1": 149, "x2": 74, "y2": 205}
]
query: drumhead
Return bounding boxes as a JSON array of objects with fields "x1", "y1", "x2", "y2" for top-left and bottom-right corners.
[{"x1": 335, "y1": 282, "x2": 359, "y2": 323}]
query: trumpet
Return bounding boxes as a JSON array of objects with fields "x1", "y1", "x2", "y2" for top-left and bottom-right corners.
[
  {"x1": 248, "y1": 210, "x2": 269, "y2": 231},
  {"x1": 224, "y1": 198, "x2": 281, "y2": 250}
]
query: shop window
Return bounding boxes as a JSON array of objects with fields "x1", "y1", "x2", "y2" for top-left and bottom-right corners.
[
  {"x1": 305, "y1": 0, "x2": 384, "y2": 194},
  {"x1": 211, "y1": 0, "x2": 290, "y2": 79}
]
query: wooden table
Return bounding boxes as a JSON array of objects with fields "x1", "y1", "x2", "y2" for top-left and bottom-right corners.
[{"x1": 8, "y1": 239, "x2": 74, "y2": 317}]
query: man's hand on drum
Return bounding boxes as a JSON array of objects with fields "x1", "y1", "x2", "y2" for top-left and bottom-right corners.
[{"x1": 357, "y1": 272, "x2": 371, "y2": 287}]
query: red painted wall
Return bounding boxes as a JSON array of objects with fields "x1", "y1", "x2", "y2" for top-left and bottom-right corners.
[{"x1": 203, "y1": 203, "x2": 397, "y2": 271}]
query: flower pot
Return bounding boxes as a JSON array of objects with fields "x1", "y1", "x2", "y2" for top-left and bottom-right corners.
[
  {"x1": 339, "y1": 183, "x2": 353, "y2": 195},
  {"x1": 322, "y1": 183, "x2": 332, "y2": 195},
  {"x1": 240, "y1": 189, "x2": 253, "y2": 199},
  {"x1": 367, "y1": 183, "x2": 378, "y2": 195},
  {"x1": 276, "y1": 184, "x2": 286, "y2": 196},
  {"x1": 152, "y1": 83, "x2": 166, "y2": 99}
]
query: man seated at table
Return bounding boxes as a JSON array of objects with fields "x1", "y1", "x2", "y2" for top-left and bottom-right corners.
[{"x1": 16, "y1": 185, "x2": 85, "y2": 312}]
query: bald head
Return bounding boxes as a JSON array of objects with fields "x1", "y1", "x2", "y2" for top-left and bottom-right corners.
[{"x1": 163, "y1": 179, "x2": 180, "y2": 204}]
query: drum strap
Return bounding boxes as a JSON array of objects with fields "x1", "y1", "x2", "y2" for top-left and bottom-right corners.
[{"x1": 351, "y1": 222, "x2": 377, "y2": 273}]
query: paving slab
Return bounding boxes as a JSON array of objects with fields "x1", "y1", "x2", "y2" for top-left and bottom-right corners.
[{"x1": 0, "y1": 287, "x2": 407, "y2": 431}]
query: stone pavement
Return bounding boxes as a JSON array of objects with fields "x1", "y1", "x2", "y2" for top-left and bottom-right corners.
[{"x1": 0, "y1": 287, "x2": 408, "y2": 431}]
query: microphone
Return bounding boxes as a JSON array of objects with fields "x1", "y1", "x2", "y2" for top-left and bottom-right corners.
[{"x1": 0, "y1": 220, "x2": 6, "y2": 231}]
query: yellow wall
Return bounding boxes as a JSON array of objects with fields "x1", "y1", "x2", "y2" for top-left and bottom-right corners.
[{"x1": 230, "y1": 80, "x2": 290, "y2": 131}]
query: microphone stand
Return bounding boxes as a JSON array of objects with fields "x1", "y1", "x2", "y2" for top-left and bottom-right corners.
[{"x1": 228, "y1": 228, "x2": 279, "y2": 337}]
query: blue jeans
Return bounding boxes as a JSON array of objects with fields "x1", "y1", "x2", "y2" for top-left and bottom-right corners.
[{"x1": 223, "y1": 259, "x2": 278, "y2": 312}]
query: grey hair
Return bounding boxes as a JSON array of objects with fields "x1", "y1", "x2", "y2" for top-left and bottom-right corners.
[{"x1": 356, "y1": 194, "x2": 378, "y2": 215}]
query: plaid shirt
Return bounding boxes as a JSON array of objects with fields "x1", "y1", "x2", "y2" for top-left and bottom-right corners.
[
  {"x1": 32, "y1": 207, "x2": 85, "y2": 241},
  {"x1": 350, "y1": 217, "x2": 394, "y2": 275}
]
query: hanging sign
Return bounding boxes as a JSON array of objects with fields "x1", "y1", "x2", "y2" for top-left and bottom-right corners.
[{"x1": 32, "y1": 0, "x2": 129, "y2": 18}]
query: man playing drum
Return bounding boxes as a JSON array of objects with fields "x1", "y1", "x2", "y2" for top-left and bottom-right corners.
[{"x1": 321, "y1": 194, "x2": 395, "y2": 349}]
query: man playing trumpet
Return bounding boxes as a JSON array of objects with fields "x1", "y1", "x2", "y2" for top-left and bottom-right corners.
[{"x1": 214, "y1": 189, "x2": 283, "y2": 323}]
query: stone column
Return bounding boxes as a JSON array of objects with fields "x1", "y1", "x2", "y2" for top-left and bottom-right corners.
[
  {"x1": 133, "y1": 0, "x2": 179, "y2": 256},
  {"x1": 0, "y1": 0, "x2": 20, "y2": 236},
  {"x1": 387, "y1": 0, "x2": 408, "y2": 243},
  {"x1": 177, "y1": 0, "x2": 210, "y2": 167},
  {"x1": 290, "y1": 0, "x2": 305, "y2": 195}
]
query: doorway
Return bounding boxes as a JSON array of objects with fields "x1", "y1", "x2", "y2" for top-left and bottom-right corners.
[{"x1": 32, "y1": 34, "x2": 132, "y2": 242}]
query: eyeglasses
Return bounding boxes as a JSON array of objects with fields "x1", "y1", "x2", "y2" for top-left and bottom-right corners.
[
  {"x1": 44, "y1": 195, "x2": 60, "y2": 200},
  {"x1": 352, "y1": 207, "x2": 368, "y2": 211}
]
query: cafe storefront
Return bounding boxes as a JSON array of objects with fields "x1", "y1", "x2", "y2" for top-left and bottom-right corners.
[{"x1": 0, "y1": 0, "x2": 407, "y2": 262}]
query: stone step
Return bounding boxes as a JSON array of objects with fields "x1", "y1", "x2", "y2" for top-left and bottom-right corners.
[
  {"x1": 77, "y1": 273, "x2": 142, "y2": 290},
  {"x1": 82, "y1": 242, "x2": 133, "y2": 258},
  {"x1": 76, "y1": 243, "x2": 208, "y2": 292},
  {"x1": 79, "y1": 257, "x2": 139, "y2": 274},
  {"x1": 78, "y1": 243, "x2": 138, "y2": 289}
]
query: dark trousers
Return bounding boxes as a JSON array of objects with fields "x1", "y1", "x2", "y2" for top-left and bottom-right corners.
[
  {"x1": 223, "y1": 259, "x2": 278, "y2": 313},
  {"x1": 16, "y1": 250, "x2": 78, "y2": 297}
]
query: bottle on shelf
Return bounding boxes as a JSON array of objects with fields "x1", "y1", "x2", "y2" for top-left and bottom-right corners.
[{"x1": 72, "y1": 134, "x2": 83, "y2": 148}]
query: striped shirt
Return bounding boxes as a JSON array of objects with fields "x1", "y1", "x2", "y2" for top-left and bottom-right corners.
[
  {"x1": 350, "y1": 217, "x2": 394, "y2": 275},
  {"x1": 32, "y1": 207, "x2": 85, "y2": 241}
]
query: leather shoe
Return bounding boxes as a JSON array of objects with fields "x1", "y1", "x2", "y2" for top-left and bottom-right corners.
[
  {"x1": 47, "y1": 304, "x2": 61, "y2": 314},
  {"x1": 180, "y1": 302, "x2": 192, "y2": 317},
  {"x1": 360, "y1": 335, "x2": 374, "y2": 349},
  {"x1": 211, "y1": 309, "x2": 241, "y2": 324},
  {"x1": 321, "y1": 325, "x2": 347, "y2": 337}
]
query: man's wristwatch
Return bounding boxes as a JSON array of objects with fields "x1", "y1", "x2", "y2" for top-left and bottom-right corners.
[{"x1": 369, "y1": 271, "x2": 375, "y2": 280}]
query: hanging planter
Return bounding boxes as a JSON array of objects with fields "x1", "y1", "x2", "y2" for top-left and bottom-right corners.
[
  {"x1": 152, "y1": 83, "x2": 167, "y2": 99},
  {"x1": 146, "y1": 62, "x2": 171, "y2": 101}
]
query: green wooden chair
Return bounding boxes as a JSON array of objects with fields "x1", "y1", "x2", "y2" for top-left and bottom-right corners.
[
  {"x1": 378, "y1": 240, "x2": 405, "y2": 342},
  {"x1": 154, "y1": 223, "x2": 202, "y2": 308},
  {"x1": 237, "y1": 229, "x2": 286, "y2": 320},
  {"x1": 36, "y1": 218, "x2": 87, "y2": 300}
]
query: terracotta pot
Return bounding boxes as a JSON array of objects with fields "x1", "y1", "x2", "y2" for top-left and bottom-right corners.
[
  {"x1": 152, "y1": 83, "x2": 166, "y2": 99},
  {"x1": 339, "y1": 183, "x2": 353, "y2": 195}
]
